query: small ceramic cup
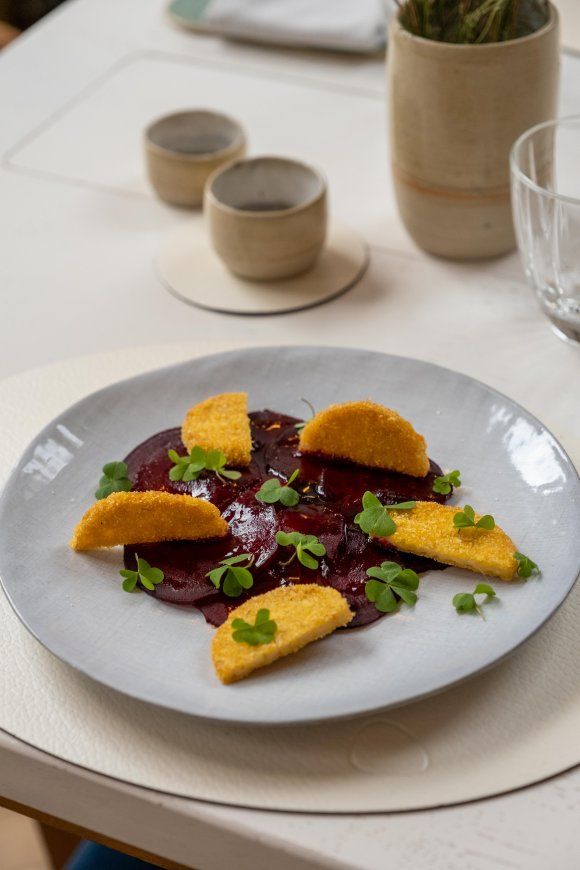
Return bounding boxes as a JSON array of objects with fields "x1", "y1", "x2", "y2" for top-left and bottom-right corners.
[
  {"x1": 204, "y1": 156, "x2": 327, "y2": 280},
  {"x1": 144, "y1": 110, "x2": 246, "y2": 207}
]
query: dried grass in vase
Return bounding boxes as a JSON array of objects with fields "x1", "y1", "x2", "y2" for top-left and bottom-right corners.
[{"x1": 397, "y1": 0, "x2": 550, "y2": 43}]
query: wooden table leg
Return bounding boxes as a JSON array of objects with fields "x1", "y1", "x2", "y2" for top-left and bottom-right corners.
[
  {"x1": 0, "y1": 20, "x2": 20, "y2": 48},
  {"x1": 0, "y1": 795, "x2": 192, "y2": 870},
  {"x1": 38, "y1": 822, "x2": 81, "y2": 868}
]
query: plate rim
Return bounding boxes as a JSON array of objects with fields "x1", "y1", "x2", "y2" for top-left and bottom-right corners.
[{"x1": 0, "y1": 344, "x2": 578, "y2": 726}]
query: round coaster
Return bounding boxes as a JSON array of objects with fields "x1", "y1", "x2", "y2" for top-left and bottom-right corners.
[
  {"x1": 0, "y1": 344, "x2": 579, "y2": 814},
  {"x1": 157, "y1": 219, "x2": 368, "y2": 315}
]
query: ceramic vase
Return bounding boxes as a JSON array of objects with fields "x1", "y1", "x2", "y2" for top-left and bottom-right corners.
[{"x1": 387, "y1": 4, "x2": 560, "y2": 259}]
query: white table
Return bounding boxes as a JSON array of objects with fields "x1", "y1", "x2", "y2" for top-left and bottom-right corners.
[{"x1": 0, "y1": 1, "x2": 579, "y2": 867}]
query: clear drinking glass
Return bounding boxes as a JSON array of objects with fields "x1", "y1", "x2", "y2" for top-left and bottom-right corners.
[{"x1": 511, "y1": 116, "x2": 580, "y2": 344}]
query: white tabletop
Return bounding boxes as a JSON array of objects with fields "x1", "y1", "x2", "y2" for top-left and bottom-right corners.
[{"x1": 1, "y1": 1, "x2": 579, "y2": 867}]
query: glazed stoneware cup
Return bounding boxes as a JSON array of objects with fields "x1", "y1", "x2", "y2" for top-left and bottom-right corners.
[
  {"x1": 204, "y1": 156, "x2": 327, "y2": 280},
  {"x1": 145, "y1": 110, "x2": 246, "y2": 208}
]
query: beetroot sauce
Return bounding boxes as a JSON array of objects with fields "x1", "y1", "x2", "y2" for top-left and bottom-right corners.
[{"x1": 124, "y1": 411, "x2": 449, "y2": 628}]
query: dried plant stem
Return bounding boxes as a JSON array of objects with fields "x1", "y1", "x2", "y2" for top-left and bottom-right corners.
[{"x1": 397, "y1": 0, "x2": 549, "y2": 44}]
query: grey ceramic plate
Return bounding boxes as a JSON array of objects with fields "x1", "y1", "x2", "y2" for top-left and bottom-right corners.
[{"x1": 0, "y1": 347, "x2": 578, "y2": 725}]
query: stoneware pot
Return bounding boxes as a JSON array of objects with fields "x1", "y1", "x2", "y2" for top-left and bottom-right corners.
[
  {"x1": 145, "y1": 110, "x2": 246, "y2": 208},
  {"x1": 388, "y1": 4, "x2": 560, "y2": 259},
  {"x1": 205, "y1": 156, "x2": 327, "y2": 280}
]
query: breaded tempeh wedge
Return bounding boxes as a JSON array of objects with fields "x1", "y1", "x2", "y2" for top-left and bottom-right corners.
[
  {"x1": 212, "y1": 585, "x2": 353, "y2": 684},
  {"x1": 181, "y1": 392, "x2": 252, "y2": 467},
  {"x1": 70, "y1": 491, "x2": 228, "y2": 551},
  {"x1": 299, "y1": 400, "x2": 429, "y2": 478},
  {"x1": 382, "y1": 501, "x2": 517, "y2": 580}
]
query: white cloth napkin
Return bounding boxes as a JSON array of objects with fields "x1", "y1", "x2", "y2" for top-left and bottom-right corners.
[{"x1": 200, "y1": 0, "x2": 391, "y2": 53}]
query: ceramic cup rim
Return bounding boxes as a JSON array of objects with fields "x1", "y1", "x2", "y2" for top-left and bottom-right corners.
[
  {"x1": 205, "y1": 155, "x2": 327, "y2": 218},
  {"x1": 391, "y1": 1, "x2": 557, "y2": 52},
  {"x1": 144, "y1": 109, "x2": 246, "y2": 163}
]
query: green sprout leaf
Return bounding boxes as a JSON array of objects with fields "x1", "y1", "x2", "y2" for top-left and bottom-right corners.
[
  {"x1": 232, "y1": 608, "x2": 277, "y2": 646},
  {"x1": 365, "y1": 561, "x2": 420, "y2": 613},
  {"x1": 474, "y1": 582, "x2": 496, "y2": 596},
  {"x1": 453, "y1": 583, "x2": 496, "y2": 618},
  {"x1": 452, "y1": 592, "x2": 476, "y2": 613},
  {"x1": 354, "y1": 492, "x2": 416, "y2": 539},
  {"x1": 120, "y1": 555, "x2": 164, "y2": 593},
  {"x1": 205, "y1": 449, "x2": 241, "y2": 481},
  {"x1": 206, "y1": 554, "x2": 254, "y2": 598},
  {"x1": 168, "y1": 446, "x2": 241, "y2": 484},
  {"x1": 514, "y1": 552, "x2": 540, "y2": 579},
  {"x1": 275, "y1": 531, "x2": 326, "y2": 570},
  {"x1": 256, "y1": 469, "x2": 300, "y2": 507},
  {"x1": 168, "y1": 446, "x2": 206, "y2": 482},
  {"x1": 453, "y1": 504, "x2": 495, "y2": 531},
  {"x1": 95, "y1": 460, "x2": 133, "y2": 500},
  {"x1": 294, "y1": 398, "x2": 316, "y2": 431},
  {"x1": 432, "y1": 469, "x2": 461, "y2": 495}
]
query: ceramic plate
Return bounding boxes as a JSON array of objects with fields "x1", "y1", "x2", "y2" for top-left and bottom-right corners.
[{"x1": 0, "y1": 347, "x2": 578, "y2": 725}]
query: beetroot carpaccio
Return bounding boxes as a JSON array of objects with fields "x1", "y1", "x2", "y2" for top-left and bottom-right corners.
[{"x1": 124, "y1": 410, "x2": 449, "y2": 628}]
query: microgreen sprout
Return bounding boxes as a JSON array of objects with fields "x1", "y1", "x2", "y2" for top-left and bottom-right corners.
[
  {"x1": 514, "y1": 552, "x2": 540, "y2": 579},
  {"x1": 256, "y1": 469, "x2": 300, "y2": 507},
  {"x1": 354, "y1": 492, "x2": 416, "y2": 538},
  {"x1": 206, "y1": 554, "x2": 255, "y2": 598},
  {"x1": 275, "y1": 531, "x2": 326, "y2": 569},
  {"x1": 453, "y1": 504, "x2": 495, "y2": 531},
  {"x1": 168, "y1": 447, "x2": 241, "y2": 483},
  {"x1": 294, "y1": 398, "x2": 316, "y2": 431},
  {"x1": 232, "y1": 609, "x2": 277, "y2": 646},
  {"x1": 365, "y1": 561, "x2": 420, "y2": 613},
  {"x1": 120, "y1": 555, "x2": 164, "y2": 593},
  {"x1": 432, "y1": 469, "x2": 461, "y2": 495},
  {"x1": 453, "y1": 583, "x2": 496, "y2": 618},
  {"x1": 95, "y1": 461, "x2": 133, "y2": 500}
]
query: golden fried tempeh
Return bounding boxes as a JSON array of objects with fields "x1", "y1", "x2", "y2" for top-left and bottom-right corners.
[
  {"x1": 70, "y1": 491, "x2": 228, "y2": 551},
  {"x1": 211, "y1": 585, "x2": 353, "y2": 684},
  {"x1": 181, "y1": 392, "x2": 252, "y2": 467},
  {"x1": 299, "y1": 400, "x2": 429, "y2": 477},
  {"x1": 383, "y1": 501, "x2": 517, "y2": 581}
]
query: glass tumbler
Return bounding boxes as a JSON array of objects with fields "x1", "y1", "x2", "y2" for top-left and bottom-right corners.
[{"x1": 511, "y1": 116, "x2": 580, "y2": 344}]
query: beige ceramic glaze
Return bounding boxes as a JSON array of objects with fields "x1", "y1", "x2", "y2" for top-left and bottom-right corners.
[
  {"x1": 388, "y1": 5, "x2": 560, "y2": 259},
  {"x1": 144, "y1": 110, "x2": 246, "y2": 207},
  {"x1": 205, "y1": 156, "x2": 327, "y2": 280}
]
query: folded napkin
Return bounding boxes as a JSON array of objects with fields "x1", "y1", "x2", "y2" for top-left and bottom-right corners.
[{"x1": 171, "y1": 0, "x2": 391, "y2": 54}]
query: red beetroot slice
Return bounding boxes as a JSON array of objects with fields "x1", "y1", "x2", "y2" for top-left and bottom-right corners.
[
  {"x1": 325, "y1": 526, "x2": 445, "y2": 627},
  {"x1": 124, "y1": 427, "x2": 262, "y2": 511},
  {"x1": 304, "y1": 458, "x2": 447, "y2": 519},
  {"x1": 263, "y1": 420, "x2": 447, "y2": 515},
  {"x1": 221, "y1": 488, "x2": 279, "y2": 570},
  {"x1": 277, "y1": 503, "x2": 344, "y2": 562},
  {"x1": 122, "y1": 409, "x2": 450, "y2": 627},
  {"x1": 124, "y1": 488, "x2": 278, "y2": 605},
  {"x1": 194, "y1": 503, "x2": 344, "y2": 623},
  {"x1": 124, "y1": 537, "x2": 233, "y2": 605}
]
